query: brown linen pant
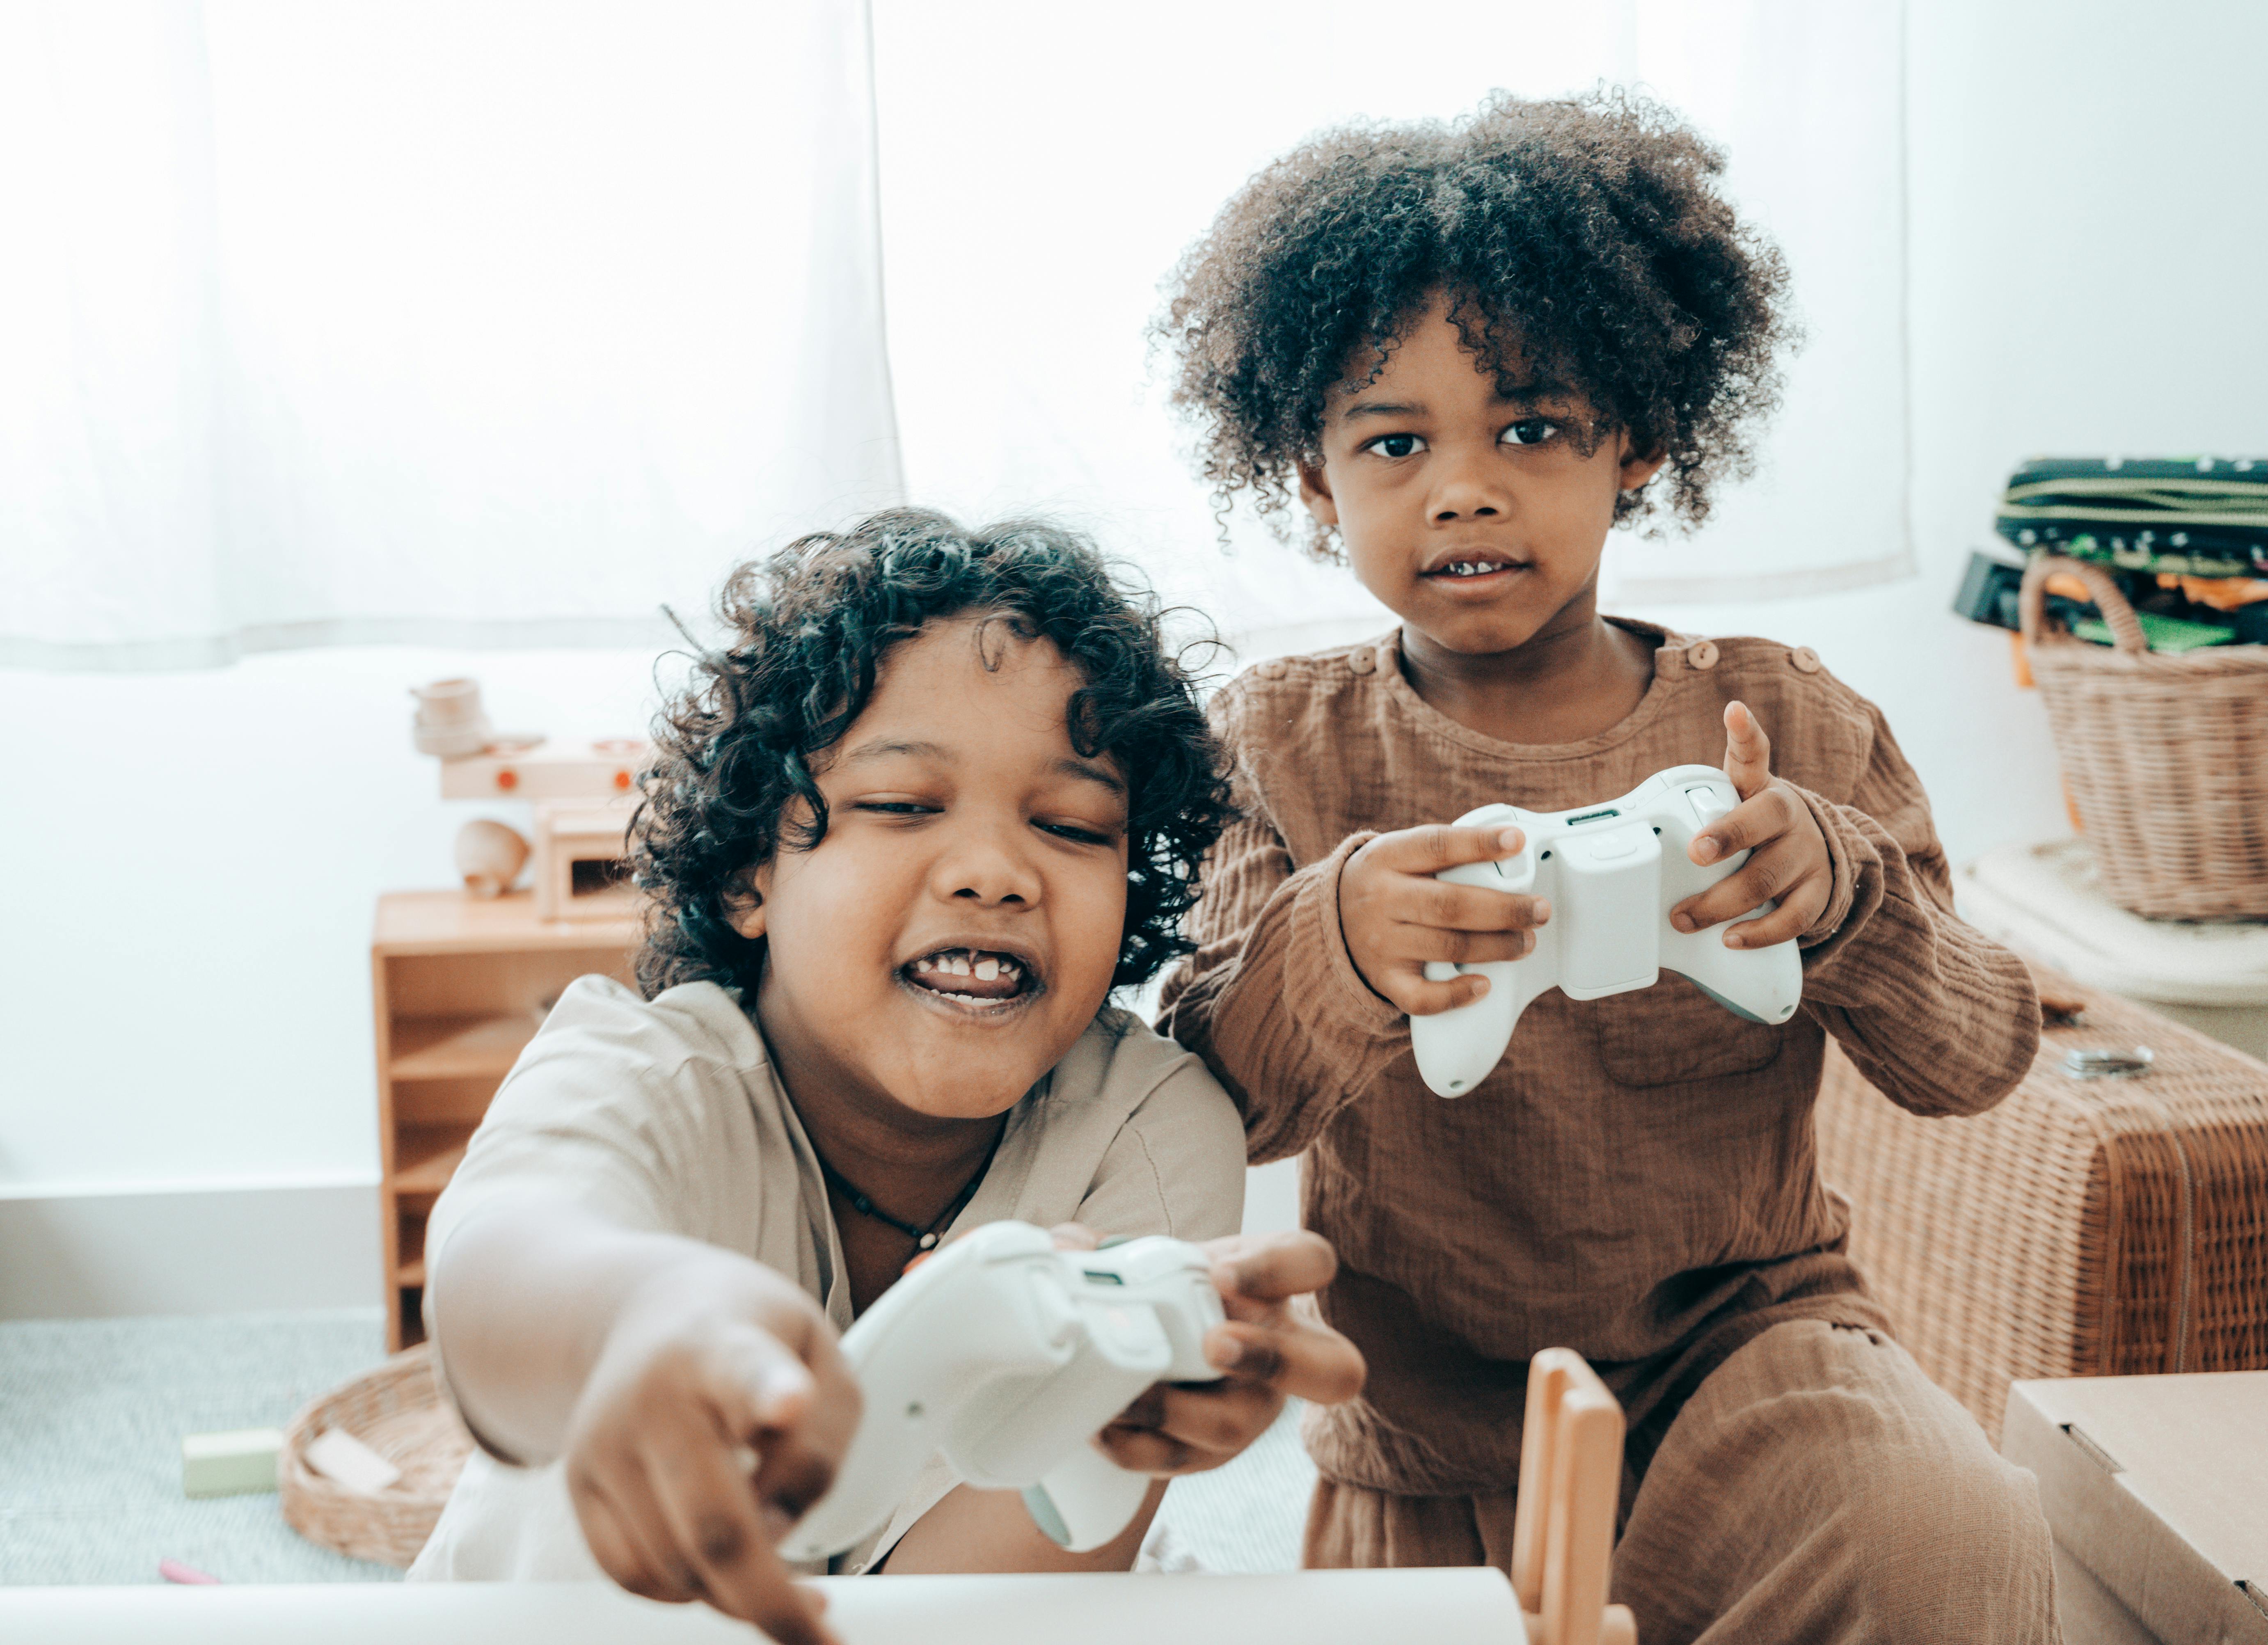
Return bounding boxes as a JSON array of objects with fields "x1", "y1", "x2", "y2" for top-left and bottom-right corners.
[{"x1": 1307, "y1": 1320, "x2": 2060, "y2": 1645}]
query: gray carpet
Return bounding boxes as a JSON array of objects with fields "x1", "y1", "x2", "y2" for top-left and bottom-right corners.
[
  {"x1": 0, "y1": 1308, "x2": 400, "y2": 1584},
  {"x1": 1155, "y1": 1399, "x2": 1316, "y2": 1573},
  {"x1": 0, "y1": 1309, "x2": 1311, "y2": 1586}
]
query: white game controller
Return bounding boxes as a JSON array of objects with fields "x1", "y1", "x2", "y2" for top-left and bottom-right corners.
[
  {"x1": 781, "y1": 1220, "x2": 1224, "y2": 1561},
  {"x1": 1408, "y1": 763, "x2": 1804, "y2": 1097}
]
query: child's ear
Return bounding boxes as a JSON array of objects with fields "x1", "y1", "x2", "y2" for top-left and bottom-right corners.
[
  {"x1": 1297, "y1": 458, "x2": 1341, "y2": 529},
  {"x1": 723, "y1": 864, "x2": 769, "y2": 941},
  {"x1": 1617, "y1": 434, "x2": 1668, "y2": 492}
]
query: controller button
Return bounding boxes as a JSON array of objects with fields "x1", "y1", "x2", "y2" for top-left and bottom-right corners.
[
  {"x1": 1790, "y1": 646, "x2": 1822, "y2": 673},
  {"x1": 1684, "y1": 640, "x2": 1719, "y2": 670},
  {"x1": 1347, "y1": 648, "x2": 1377, "y2": 675}
]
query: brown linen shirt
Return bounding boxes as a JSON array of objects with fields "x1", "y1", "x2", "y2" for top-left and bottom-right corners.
[{"x1": 1158, "y1": 622, "x2": 2041, "y2": 1498}]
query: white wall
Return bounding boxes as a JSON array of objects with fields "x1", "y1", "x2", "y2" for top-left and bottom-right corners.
[
  {"x1": 1644, "y1": 0, "x2": 2268, "y2": 869},
  {"x1": 5, "y1": 0, "x2": 2266, "y2": 1305},
  {"x1": 0, "y1": 647, "x2": 669, "y2": 1194}
]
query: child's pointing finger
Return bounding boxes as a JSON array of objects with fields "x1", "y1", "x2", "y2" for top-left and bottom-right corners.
[{"x1": 1721, "y1": 700, "x2": 1774, "y2": 801}]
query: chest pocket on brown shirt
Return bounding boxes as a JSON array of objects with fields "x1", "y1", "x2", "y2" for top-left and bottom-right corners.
[{"x1": 1586, "y1": 975, "x2": 1787, "y2": 1087}]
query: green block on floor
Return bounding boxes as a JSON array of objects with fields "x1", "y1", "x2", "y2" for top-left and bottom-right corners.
[{"x1": 182, "y1": 1428, "x2": 284, "y2": 1499}]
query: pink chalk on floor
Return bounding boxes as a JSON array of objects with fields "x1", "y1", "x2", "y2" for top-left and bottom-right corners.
[{"x1": 159, "y1": 1558, "x2": 221, "y2": 1585}]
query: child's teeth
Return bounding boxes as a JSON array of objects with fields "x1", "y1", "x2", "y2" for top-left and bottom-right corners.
[{"x1": 907, "y1": 949, "x2": 1026, "y2": 989}]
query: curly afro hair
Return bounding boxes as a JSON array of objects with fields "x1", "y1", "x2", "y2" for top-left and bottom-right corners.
[
  {"x1": 632, "y1": 508, "x2": 1234, "y2": 1002},
  {"x1": 1156, "y1": 87, "x2": 1797, "y2": 555}
]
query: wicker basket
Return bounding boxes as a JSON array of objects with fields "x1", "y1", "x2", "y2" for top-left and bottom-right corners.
[
  {"x1": 280, "y1": 1343, "x2": 474, "y2": 1568},
  {"x1": 2019, "y1": 553, "x2": 2268, "y2": 919},
  {"x1": 1816, "y1": 977, "x2": 2268, "y2": 1442}
]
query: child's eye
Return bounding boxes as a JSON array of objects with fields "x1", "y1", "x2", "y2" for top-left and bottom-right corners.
[
  {"x1": 856, "y1": 800, "x2": 938, "y2": 818},
  {"x1": 1361, "y1": 432, "x2": 1427, "y2": 459},
  {"x1": 1500, "y1": 418, "x2": 1560, "y2": 448},
  {"x1": 1038, "y1": 820, "x2": 1116, "y2": 847}
]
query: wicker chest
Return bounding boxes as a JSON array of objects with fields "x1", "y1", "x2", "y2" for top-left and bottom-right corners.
[{"x1": 1815, "y1": 979, "x2": 2268, "y2": 1442}]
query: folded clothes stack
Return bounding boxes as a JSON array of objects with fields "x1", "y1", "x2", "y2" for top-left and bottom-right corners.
[{"x1": 1954, "y1": 457, "x2": 2268, "y2": 652}]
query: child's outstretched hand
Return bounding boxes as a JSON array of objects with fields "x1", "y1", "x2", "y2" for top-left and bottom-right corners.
[
  {"x1": 1669, "y1": 700, "x2": 1833, "y2": 947},
  {"x1": 561, "y1": 1262, "x2": 860, "y2": 1645},
  {"x1": 1339, "y1": 824, "x2": 1550, "y2": 1014},
  {"x1": 1073, "y1": 1227, "x2": 1366, "y2": 1476}
]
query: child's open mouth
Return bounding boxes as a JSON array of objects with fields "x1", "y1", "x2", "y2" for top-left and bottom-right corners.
[
  {"x1": 902, "y1": 946, "x2": 1039, "y2": 1006},
  {"x1": 1423, "y1": 557, "x2": 1525, "y2": 582}
]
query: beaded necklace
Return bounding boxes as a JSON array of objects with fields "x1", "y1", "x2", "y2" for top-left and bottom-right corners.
[{"x1": 814, "y1": 1123, "x2": 1005, "y2": 1253}]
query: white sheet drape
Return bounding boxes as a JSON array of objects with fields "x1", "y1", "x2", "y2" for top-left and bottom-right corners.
[
  {"x1": 1600, "y1": 3, "x2": 1913, "y2": 606},
  {"x1": 3, "y1": 1, "x2": 1905, "y2": 670},
  {"x1": 0, "y1": 1, "x2": 902, "y2": 669},
  {"x1": 874, "y1": 0, "x2": 1912, "y2": 656}
]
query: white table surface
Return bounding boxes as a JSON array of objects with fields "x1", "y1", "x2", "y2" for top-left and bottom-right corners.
[{"x1": 0, "y1": 1568, "x2": 1526, "y2": 1645}]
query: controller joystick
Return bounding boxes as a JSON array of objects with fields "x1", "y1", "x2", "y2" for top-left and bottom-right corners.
[
  {"x1": 781, "y1": 1221, "x2": 1223, "y2": 1561},
  {"x1": 1408, "y1": 763, "x2": 1804, "y2": 1098}
]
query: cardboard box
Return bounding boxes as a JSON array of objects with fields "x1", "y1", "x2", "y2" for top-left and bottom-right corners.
[{"x1": 2002, "y1": 1374, "x2": 2268, "y2": 1645}]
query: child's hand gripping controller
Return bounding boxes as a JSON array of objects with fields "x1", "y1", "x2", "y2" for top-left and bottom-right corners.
[
  {"x1": 780, "y1": 1220, "x2": 1224, "y2": 1561},
  {"x1": 1408, "y1": 764, "x2": 1804, "y2": 1097}
]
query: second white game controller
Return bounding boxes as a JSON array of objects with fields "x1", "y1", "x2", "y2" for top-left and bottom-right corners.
[
  {"x1": 1409, "y1": 764, "x2": 1804, "y2": 1097},
  {"x1": 781, "y1": 1220, "x2": 1224, "y2": 1561}
]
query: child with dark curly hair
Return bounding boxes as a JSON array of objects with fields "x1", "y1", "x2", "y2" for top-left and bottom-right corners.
[
  {"x1": 407, "y1": 510, "x2": 1365, "y2": 1641},
  {"x1": 1154, "y1": 92, "x2": 2058, "y2": 1643}
]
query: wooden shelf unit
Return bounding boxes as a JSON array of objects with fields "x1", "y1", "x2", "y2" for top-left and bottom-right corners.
[{"x1": 373, "y1": 889, "x2": 640, "y2": 1350}]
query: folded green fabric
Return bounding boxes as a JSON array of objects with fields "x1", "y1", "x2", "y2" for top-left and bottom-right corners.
[
  {"x1": 1996, "y1": 457, "x2": 2268, "y2": 575},
  {"x1": 2069, "y1": 611, "x2": 2237, "y2": 653}
]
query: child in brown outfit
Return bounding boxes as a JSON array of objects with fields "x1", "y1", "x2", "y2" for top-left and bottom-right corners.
[{"x1": 1154, "y1": 92, "x2": 2060, "y2": 1643}]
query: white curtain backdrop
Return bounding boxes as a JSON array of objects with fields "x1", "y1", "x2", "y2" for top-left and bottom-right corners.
[
  {"x1": 2, "y1": 0, "x2": 1905, "y2": 671},
  {"x1": 1601, "y1": 4, "x2": 1913, "y2": 604},
  {"x1": 873, "y1": 0, "x2": 1912, "y2": 657},
  {"x1": 0, "y1": 0, "x2": 903, "y2": 669}
]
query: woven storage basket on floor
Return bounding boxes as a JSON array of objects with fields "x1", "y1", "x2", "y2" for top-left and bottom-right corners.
[
  {"x1": 2019, "y1": 552, "x2": 2268, "y2": 919},
  {"x1": 1815, "y1": 976, "x2": 2268, "y2": 1442},
  {"x1": 280, "y1": 1343, "x2": 473, "y2": 1568}
]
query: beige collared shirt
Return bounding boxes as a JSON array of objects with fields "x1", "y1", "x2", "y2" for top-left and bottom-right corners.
[{"x1": 410, "y1": 975, "x2": 1244, "y2": 1581}]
